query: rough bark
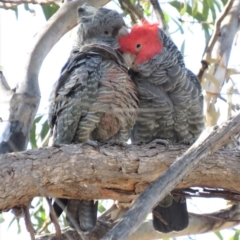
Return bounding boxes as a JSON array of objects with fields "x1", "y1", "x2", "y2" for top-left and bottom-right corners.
[
  {"x1": 102, "y1": 113, "x2": 240, "y2": 240},
  {"x1": 1, "y1": 140, "x2": 240, "y2": 212},
  {"x1": 201, "y1": 0, "x2": 240, "y2": 126}
]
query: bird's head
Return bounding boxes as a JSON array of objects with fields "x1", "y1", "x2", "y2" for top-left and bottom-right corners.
[
  {"x1": 118, "y1": 21, "x2": 163, "y2": 69},
  {"x1": 77, "y1": 4, "x2": 128, "y2": 49}
]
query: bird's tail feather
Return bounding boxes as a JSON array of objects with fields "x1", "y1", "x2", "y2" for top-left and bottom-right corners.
[
  {"x1": 66, "y1": 199, "x2": 98, "y2": 232},
  {"x1": 152, "y1": 195, "x2": 188, "y2": 233},
  {"x1": 51, "y1": 198, "x2": 68, "y2": 219}
]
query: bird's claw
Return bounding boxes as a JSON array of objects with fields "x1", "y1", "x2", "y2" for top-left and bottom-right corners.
[
  {"x1": 178, "y1": 139, "x2": 195, "y2": 145},
  {"x1": 150, "y1": 139, "x2": 169, "y2": 149},
  {"x1": 84, "y1": 140, "x2": 100, "y2": 152}
]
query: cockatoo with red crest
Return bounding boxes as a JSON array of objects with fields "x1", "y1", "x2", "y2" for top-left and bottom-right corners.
[{"x1": 119, "y1": 21, "x2": 204, "y2": 233}]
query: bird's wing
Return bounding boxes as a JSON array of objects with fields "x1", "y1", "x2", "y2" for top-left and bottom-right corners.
[{"x1": 48, "y1": 51, "x2": 102, "y2": 145}]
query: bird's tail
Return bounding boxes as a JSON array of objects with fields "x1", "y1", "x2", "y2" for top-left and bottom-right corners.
[
  {"x1": 51, "y1": 198, "x2": 68, "y2": 219},
  {"x1": 152, "y1": 194, "x2": 188, "y2": 233},
  {"x1": 66, "y1": 199, "x2": 98, "y2": 232}
]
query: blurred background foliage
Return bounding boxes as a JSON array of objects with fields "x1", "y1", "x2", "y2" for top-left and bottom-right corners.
[{"x1": 0, "y1": 0, "x2": 239, "y2": 239}]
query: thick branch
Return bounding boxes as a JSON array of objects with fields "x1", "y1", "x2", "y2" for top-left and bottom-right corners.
[
  {"x1": 1, "y1": 137, "x2": 240, "y2": 212},
  {"x1": 199, "y1": 0, "x2": 240, "y2": 126},
  {"x1": 205, "y1": 0, "x2": 234, "y2": 59},
  {"x1": 1, "y1": 0, "x2": 57, "y2": 5},
  {"x1": 102, "y1": 112, "x2": 240, "y2": 240},
  {"x1": 202, "y1": 0, "x2": 240, "y2": 94}
]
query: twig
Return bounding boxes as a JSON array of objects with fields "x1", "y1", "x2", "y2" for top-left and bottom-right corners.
[
  {"x1": 120, "y1": 0, "x2": 144, "y2": 20},
  {"x1": 204, "y1": 0, "x2": 234, "y2": 61},
  {"x1": 46, "y1": 198, "x2": 61, "y2": 237},
  {"x1": 173, "y1": 188, "x2": 240, "y2": 202},
  {"x1": 118, "y1": 0, "x2": 137, "y2": 24},
  {"x1": 1, "y1": 0, "x2": 56, "y2": 4},
  {"x1": 102, "y1": 112, "x2": 240, "y2": 240},
  {"x1": 23, "y1": 203, "x2": 36, "y2": 240},
  {"x1": 150, "y1": 0, "x2": 168, "y2": 34},
  {"x1": 36, "y1": 206, "x2": 240, "y2": 240},
  {"x1": 219, "y1": 95, "x2": 240, "y2": 111},
  {"x1": 0, "y1": 70, "x2": 10, "y2": 92},
  {"x1": 197, "y1": 60, "x2": 209, "y2": 82},
  {"x1": 197, "y1": 0, "x2": 234, "y2": 82}
]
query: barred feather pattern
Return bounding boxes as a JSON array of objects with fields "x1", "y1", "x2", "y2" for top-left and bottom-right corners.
[
  {"x1": 131, "y1": 28, "x2": 204, "y2": 144},
  {"x1": 49, "y1": 45, "x2": 138, "y2": 232},
  {"x1": 129, "y1": 28, "x2": 204, "y2": 233}
]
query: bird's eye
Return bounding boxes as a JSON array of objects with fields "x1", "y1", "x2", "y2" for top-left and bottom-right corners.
[
  {"x1": 104, "y1": 31, "x2": 109, "y2": 35},
  {"x1": 136, "y1": 43, "x2": 142, "y2": 51}
]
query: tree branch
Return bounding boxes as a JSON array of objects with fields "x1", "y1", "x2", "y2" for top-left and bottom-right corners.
[
  {"x1": 102, "y1": 112, "x2": 240, "y2": 240},
  {"x1": 205, "y1": 0, "x2": 235, "y2": 60},
  {"x1": 36, "y1": 204, "x2": 240, "y2": 240},
  {"x1": 1, "y1": 114, "x2": 240, "y2": 212},
  {"x1": 149, "y1": 0, "x2": 168, "y2": 34},
  {"x1": 199, "y1": 0, "x2": 240, "y2": 126},
  {"x1": 120, "y1": 0, "x2": 144, "y2": 21},
  {"x1": 1, "y1": 0, "x2": 57, "y2": 4}
]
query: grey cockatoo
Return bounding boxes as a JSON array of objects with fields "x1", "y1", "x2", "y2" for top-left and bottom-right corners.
[
  {"x1": 118, "y1": 21, "x2": 204, "y2": 233},
  {"x1": 48, "y1": 4, "x2": 138, "y2": 233}
]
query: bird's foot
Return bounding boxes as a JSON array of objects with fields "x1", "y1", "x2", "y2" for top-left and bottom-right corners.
[
  {"x1": 150, "y1": 138, "x2": 169, "y2": 148},
  {"x1": 101, "y1": 139, "x2": 127, "y2": 148},
  {"x1": 178, "y1": 139, "x2": 195, "y2": 145},
  {"x1": 109, "y1": 139, "x2": 127, "y2": 147},
  {"x1": 51, "y1": 143, "x2": 69, "y2": 148},
  {"x1": 84, "y1": 140, "x2": 100, "y2": 152}
]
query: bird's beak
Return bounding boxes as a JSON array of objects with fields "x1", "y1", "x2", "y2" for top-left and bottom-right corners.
[
  {"x1": 117, "y1": 26, "x2": 129, "y2": 37},
  {"x1": 122, "y1": 53, "x2": 137, "y2": 70}
]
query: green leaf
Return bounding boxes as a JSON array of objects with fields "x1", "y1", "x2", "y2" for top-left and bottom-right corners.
[
  {"x1": 162, "y1": 10, "x2": 170, "y2": 24},
  {"x1": 98, "y1": 202, "x2": 106, "y2": 213},
  {"x1": 191, "y1": 0, "x2": 198, "y2": 17},
  {"x1": 171, "y1": 1, "x2": 208, "y2": 22},
  {"x1": 41, "y1": 4, "x2": 59, "y2": 21},
  {"x1": 24, "y1": 4, "x2": 35, "y2": 15},
  {"x1": 180, "y1": 1, "x2": 187, "y2": 16},
  {"x1": 230, "y1": 230, "x2": 240, "y2": 240},
  {"x1": 17, "y1": 218, "x2": 21, "y2": 234},
  {"x1": 40, "y1": 120, "x2": 49, "y2": 141},
  {"x1": 171, "y1": 17, "x2": 184, "y2": 34},
  {"x1": 144, "y1": 8, "x2": 151, "y2": 17},
  {"x1": 180, "y1": 40, "x2": 185, "y2": 55},
  {"x1": 207, "y1": 0, "x2": 216, "y2": 22},
  {"x1": 220, "y1": 0, "x2": 228, "y2": 5},
  {"x1": 0, "y1": 214, "x2": 4, "y2": 223},
  {"x1": 7, "y1": 216, "x2": 16, "y2": 230},
  {"x1": 213, "y1": 0, "x2": 223, "y2": 12},
  {"x1": 30, "y1": 115, "x2": 44, "y2": 149},
  {"x1": 215, "y1": 231, "x2": 223, "y2": 240},
  {"x1": 202, "y1": 0, "x2": 209, "y2": 21},
  {"x1": 11, "y1": 6, "x2": 18, "y2": 20}
]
